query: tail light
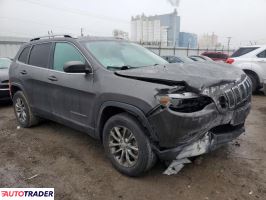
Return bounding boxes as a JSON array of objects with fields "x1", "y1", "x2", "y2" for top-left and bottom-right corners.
[{"x1": 226, "y1": 58, "x2": 235, "y2": 64}]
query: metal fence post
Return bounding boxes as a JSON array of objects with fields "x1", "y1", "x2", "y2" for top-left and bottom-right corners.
[
  {"x1": 197, "y1": 45, "x2": 200, "y2": 55},
  {"x1": 158, "y1": 42, "x2": 161, "y2": 56}
]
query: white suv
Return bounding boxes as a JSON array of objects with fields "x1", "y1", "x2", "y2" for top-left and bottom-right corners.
[{"x1": 226, "y1": 45, "x2": 266, "y2": 92}]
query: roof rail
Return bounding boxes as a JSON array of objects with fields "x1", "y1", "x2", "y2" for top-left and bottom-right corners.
[{"x1": 30, "y1": 34, "x2": 73, "y2": 41}]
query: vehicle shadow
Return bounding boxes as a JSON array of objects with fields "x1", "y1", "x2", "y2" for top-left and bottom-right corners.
[{"x1": 0, "y1": 100, "x2": 13, "y2": 107}]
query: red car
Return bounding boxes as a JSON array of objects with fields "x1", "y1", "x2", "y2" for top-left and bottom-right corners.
[{"x1": 201, "y1": 52, "x2": 229, "y2": 62}]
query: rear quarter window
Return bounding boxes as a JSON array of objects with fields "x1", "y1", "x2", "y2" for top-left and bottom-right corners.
[
  {"x1": 29, "y1": 43, "x2": 52, "y2": 68},
  {"x1": 257, "y1": 50, "x2": 266, "y2": 58},
  {"x1": 18, "y1": 46, "x2": 31, "y2": 63}
]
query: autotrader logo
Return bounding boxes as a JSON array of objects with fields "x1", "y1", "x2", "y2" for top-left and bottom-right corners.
[{"x1": 0, "y1": 188, "x2": 54, "y2": 200}]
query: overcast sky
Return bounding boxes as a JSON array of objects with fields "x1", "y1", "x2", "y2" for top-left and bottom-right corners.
[{"x1": 1, "y1": 0, "x2": 266, "y2": 48}]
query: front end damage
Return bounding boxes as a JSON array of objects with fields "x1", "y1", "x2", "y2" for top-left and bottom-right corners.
[{"x1": 148, "y1": 75, "x2": 252, "y2": 175}]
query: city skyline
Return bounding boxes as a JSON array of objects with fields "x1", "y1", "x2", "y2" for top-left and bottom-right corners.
[{"x1": 1, "y1": 0, "x2": 266, "y2": 48}]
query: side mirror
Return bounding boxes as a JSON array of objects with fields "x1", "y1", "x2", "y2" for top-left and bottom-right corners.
[{"x1": 63, "y1": 61, "x2": 92, "y2": 74}]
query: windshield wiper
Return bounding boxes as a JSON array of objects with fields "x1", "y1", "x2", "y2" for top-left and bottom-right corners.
[{"x1": 107, "y1": 65, "x2": 135, "y2": 70}]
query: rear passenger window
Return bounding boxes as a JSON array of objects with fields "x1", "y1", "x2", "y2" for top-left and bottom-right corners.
[
  {"x1": 29, "y1": 43, "x2": 52, "y2": 68},
  {"x1": 18, "y1": 46, "x2": 30, "y2": 63},
  {"x1": 231, "y1": 47, "x2": 259, "y2": 58},
  {"x1": 53, "y1": 43, "x2": 85, "y2": 71},
  {"x1": 257, "y1": 50, "x2": 266, "y2": 58}
]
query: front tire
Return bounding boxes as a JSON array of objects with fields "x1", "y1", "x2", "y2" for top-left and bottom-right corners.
[
  {"x1": 13, "y1": 91, "x2": 39, "y2": 128},
  {"x1": 102, "y1": 113, "x2": 156, "y2": 177}
]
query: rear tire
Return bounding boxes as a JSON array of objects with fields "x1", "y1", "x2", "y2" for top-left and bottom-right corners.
[
  {"x1": 102, "y1": 113, "x2": 157, "y2": 177},
  {"x1": 246, "y1": 72, "x2": 258, "y2": 93},
  {"x1": 13, "y1": 91, "x2": 40, "y2": 128}
]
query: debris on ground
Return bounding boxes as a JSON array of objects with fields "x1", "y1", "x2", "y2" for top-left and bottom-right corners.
[
  {"x1": 25, "y1": 174, "x2": 39, "y2": 180},
  {"x1": 163, "y1": 158, "x2": 191, "y2": 175},
  {"x1": 233, "y1": 141, "x2": 241, "y2": 147}
]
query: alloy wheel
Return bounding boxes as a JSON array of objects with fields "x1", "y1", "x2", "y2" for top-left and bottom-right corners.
[
  {"x1": 15, "y1": 97, "x2": 27, "y2": 123},
  {"x1": 108, "y1": 126, "x2": 139, "y2": 168}
]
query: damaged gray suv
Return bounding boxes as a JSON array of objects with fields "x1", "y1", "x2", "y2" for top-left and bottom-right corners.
[{"x1": 9, "y1": 35, "x2": 252, "y2": 176}]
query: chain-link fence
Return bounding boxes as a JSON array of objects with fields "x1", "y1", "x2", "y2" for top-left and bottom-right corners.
[{"x1": 143, "y1": 45, "x2": 235, "y2": 57}]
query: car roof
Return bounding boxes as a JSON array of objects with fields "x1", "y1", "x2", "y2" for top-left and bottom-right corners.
[
  {"x1": 238, "y1": 45, "x2": 266, "y2": 48},
  {"x1": 27, "y1": 35, "x2": 126, "y2": 45}
]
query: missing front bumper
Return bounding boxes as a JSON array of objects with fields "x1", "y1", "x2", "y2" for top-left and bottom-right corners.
[
  {"x1": 155, "y1": 124, "x2": 245, "y2": 161},
  {"x1": 161, "y1": 125, "x2": 244, "y2": 175}
]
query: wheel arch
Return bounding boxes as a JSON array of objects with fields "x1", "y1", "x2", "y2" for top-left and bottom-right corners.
[
  {"x1": 10, "y1": 83, "x2": 25, "y2": 99},
  {"x1": 96, "y1": 101, "x2": 157, "y2": 142},
  {"x1": 243, "y1": 69, "x2": 261, "y2": 86}
]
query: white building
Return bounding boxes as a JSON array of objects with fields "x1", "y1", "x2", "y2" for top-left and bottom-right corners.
[
  {"x1": 131, "y1": 15, "x2": 168, "y2": 46},
  {"x1": 131, "y1": 10, "x2": 181, "y2": 47}
]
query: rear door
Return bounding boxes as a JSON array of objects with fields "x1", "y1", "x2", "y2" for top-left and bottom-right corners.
[
  {"x1": 48, "y1": 42, "x2": 95, "y2": 129},
  {"x1": 22, "y1": 42, "x2": 53, "y2": 115}
]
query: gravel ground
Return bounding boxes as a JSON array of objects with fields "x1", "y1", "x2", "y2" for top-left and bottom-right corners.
[{"x1": 0, "y1": 95, "x2": 266, "y2": 200}]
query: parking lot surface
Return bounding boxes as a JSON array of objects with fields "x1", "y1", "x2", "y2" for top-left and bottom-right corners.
[{"x1": 0, "y1": 95, "x2": 266, "y2": 200}]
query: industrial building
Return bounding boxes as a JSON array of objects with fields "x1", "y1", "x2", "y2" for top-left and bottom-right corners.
[
  {"x1": 179, "y1": 32, "x2": 198, "y2": 48},
  {"x1": 131, "y1": 9, "x2": 181, "y2": 46}
]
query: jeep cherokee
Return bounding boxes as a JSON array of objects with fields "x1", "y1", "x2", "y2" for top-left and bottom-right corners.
[{"x1": 9, "y1": 35, "x2": 251, "y2": 176}]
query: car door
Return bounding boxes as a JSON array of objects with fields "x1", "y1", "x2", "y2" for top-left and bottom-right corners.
[
  {"x1": 24, "y1": 42, "x2": 53, "y2": 115},
  {"x1": 48, "y1": 42, "x2": 95, "y2": 130}
]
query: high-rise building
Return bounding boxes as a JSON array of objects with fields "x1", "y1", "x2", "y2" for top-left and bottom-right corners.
[
  {"x1": 179, "y1": 32, "x2": 198, "y2": 48},
  {"x1": 131, "y1": 9, "x2": 180, "y2": 46}
]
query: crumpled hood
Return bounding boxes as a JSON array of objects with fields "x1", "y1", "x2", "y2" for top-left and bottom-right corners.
[
  {"x1": 0, "y1": 68, "x2": 9, "y2": 81},
  {"x1": 115, "y1": 62, "x2": 245, "y2": 91}
]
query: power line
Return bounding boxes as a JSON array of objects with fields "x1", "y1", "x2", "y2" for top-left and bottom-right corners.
[{"x1": 0, "y1": 17, "x2": 100, "y2": 36}]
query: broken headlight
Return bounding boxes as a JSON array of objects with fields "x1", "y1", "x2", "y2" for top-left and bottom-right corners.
[{"x1": 156, "y1": 92, "x2": 213, "y2": 113}]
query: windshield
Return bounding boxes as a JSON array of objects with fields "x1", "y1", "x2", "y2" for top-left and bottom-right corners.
[
  {"x1": 84, "y1": 41, "x2": 168, "y2": 70},
  {"x1": 0, "y1": 58, "x2": 11, "y2": 69}
]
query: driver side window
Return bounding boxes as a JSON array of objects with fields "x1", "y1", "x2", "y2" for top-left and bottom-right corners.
[{"x1": 53, "y1": 43, "x2": 85, "y2": 71}]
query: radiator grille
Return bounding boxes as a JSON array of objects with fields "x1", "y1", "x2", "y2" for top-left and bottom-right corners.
[{"x1": 225, "y1": 77, "x2": 252, "y2": 109}]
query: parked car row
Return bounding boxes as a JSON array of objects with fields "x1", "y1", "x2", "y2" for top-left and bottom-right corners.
[{"x1": 7, "y1": 35, "x2": 251, "y2": 176}]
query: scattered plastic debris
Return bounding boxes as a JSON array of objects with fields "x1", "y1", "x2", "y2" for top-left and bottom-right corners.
[
  {"x1": 26, "y1": 174, "x2": 39, "y2": 180},
  {"x1": 163, "y1": 158, "x2": 191, "y2": 175},
  {"x1": 17, "y1": 126, "x2": 20, "y2": 130}
]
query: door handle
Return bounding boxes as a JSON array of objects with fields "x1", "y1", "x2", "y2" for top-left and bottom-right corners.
[
  {"x1": 20, "y1": 70, "x2": 27, "y2": 75},
  {"x1": 48, "y1": 75, "x2": 58, "y2": 81}
]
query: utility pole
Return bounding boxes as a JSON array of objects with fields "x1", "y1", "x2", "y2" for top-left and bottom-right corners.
[
  {"x1": 81, "y1": 28, "x2": 84, "y2": 37},
  {"x1": 227, "y1": 36, "x2": 232, "y2": 55}
]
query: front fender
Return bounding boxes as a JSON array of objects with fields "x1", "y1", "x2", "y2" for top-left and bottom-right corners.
[{"x1": 95, "y1": 101, "x2": 158, "y2": 142}]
